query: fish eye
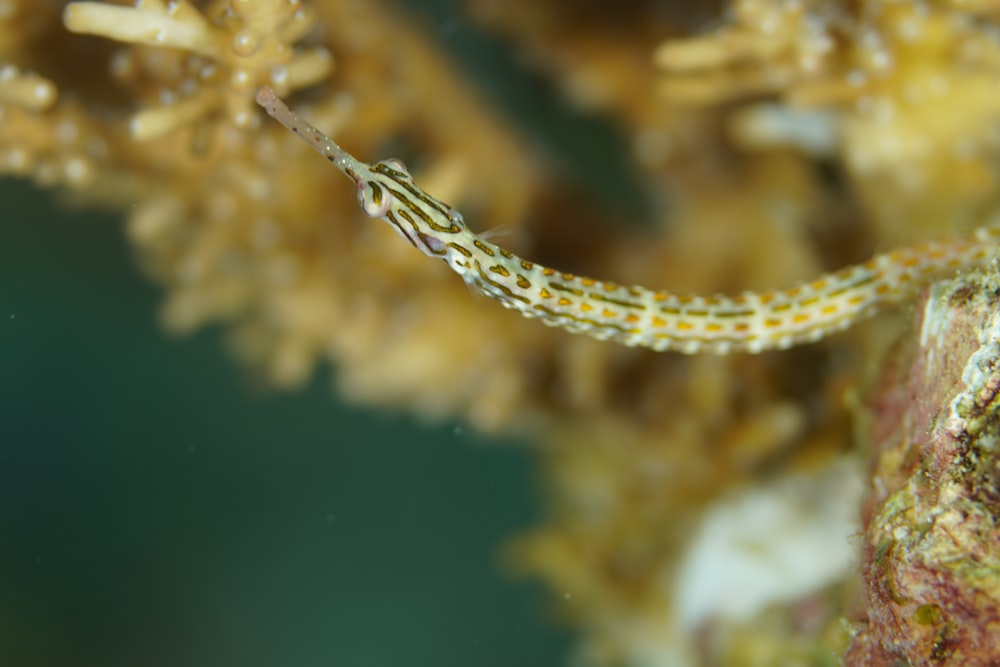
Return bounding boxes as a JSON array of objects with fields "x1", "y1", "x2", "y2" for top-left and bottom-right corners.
[{"x1": 358, "y1": 181, "x2": 392, "y2": 218}]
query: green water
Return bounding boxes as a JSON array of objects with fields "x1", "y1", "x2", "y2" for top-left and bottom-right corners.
[{"x1": 0, "y1": 177, "x2": 568, "y2": 666}]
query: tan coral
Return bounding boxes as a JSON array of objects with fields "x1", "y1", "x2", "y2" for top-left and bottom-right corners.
[
  {"x1": 654, "y1": 0, "x2": 838, "y2": 105},
  {"x1": 64, "y1": 0, "x2": 331, "y2": 136},
  {"x1": 658, "y1": 1, "x2": 1000, "y2": 243},
  {"x1": 0, "y1": 65, "x2": 109, "y2": 189}
]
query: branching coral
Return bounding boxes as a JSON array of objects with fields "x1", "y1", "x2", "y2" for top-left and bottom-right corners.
[
  {"x1": 5, "y1": 0, "x2": 1000, "y2": 664},
  {"x1": 64, "y1": 0, "x2": 331, "y2": 136},
  {"x1": 657, "y1": 0, "x2": 1000, "y2": 242},
  {"x1": 6, "y1": 0, "x2": 543, "y2": 406}
]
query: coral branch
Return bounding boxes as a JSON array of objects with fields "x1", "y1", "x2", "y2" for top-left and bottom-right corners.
[
  {"x1": 63, "y1": 1, "x2": 223, "y2": 57},
  {"x1": 0, "y1": 64, "x2": 56, "y2": 110}
]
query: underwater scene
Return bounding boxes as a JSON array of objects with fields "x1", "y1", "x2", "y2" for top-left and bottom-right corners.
[{"x1": 4, "y1": 1, "x2": 1000, "y2": 665}]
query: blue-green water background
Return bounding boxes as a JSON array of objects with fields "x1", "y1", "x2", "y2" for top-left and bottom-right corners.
[
  {"x1": 1, "y1": 177, "x2": 570, "y2": 667},
  {"x1": 0, "y1": 0, "x2": 658, "y2": 664}
]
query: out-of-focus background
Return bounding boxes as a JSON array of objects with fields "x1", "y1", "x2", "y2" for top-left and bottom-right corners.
[{"x1": 0, "y1": 175, "x2": 569, "y2": 666}]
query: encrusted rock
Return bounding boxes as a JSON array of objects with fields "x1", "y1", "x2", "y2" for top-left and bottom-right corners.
[{"x1": 848, "y1": 267, "x2": 1000, "y2": 665}]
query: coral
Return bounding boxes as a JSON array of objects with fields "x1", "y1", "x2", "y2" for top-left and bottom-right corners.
[
  {"x1": 4, "y1": 0, "x2": 1000, "y2": 664},
  {"x1": 63, "y1": 0, "x2": 332, "y2": 135},
  {"x1": 656, "y1": 1, "x2": 1000, "y2": 244}
]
